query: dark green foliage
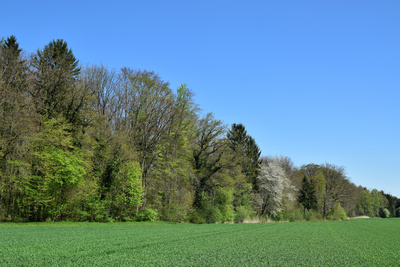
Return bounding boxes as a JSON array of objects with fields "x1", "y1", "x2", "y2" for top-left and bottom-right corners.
[
  {"x1": 381, "y1": 192, "x2": 399, "y2": 217},
  {"x1": 31, "y1": 39, "x2": 81, "y2": 120},
  {"x1": 227, "y1": 123, "x2": 262, "y2": 190},
  {"x1": 298, "y1": 176, "x2": 317, "y2": 214},
  {"x1": 4, "y1": 36, "x2": 22, "y2": 53},
  {"x1": 379, "y1": 208, "x2": 390, "y2": 218}
]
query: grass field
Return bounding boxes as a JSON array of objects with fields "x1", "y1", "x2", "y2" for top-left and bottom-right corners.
[{"x1": 1, "y1": 218, "x2": 399, "y2": 266}]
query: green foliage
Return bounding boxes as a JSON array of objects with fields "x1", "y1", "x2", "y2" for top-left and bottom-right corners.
[
  {"x1": 28, "y1": 117, "x2": 86, "y2": 220},
  {"x1": 136, "y1": 208, "x2": 158, "y2": 222},
  {"x1": 298, "y1": 176, "x2": 317, "y2": 213},
  {"x1": 206, "y1": 206, "x2": 222, "y2": 224},
  {"x1": 112, "y1": 161, "x2": 143, "y2": 218},
  {"x1": 215, "y1": 187, "x2": 235, "y2": 223},
  {"x1": 227, "y1": 123, "x2": 261, "y2": 190},
  {"x1": 2, "y1": 35, "x2": 398, "y2": 224},
  {"x1": 396, "y1": 208, "x2": 400, "y2": 217},
  {"x1": 287, "y1": 208, "x2": 304, "y2": 222},
  {"x1": 234, "y1": 206, "x2": 249, "y2": 223},
  {"x1": 358, "y1": 188, "x2": 373, "y2": 216},
  {"x1": 380, "y1": 208, "x2": 390, "y2": 218},
  {"x1": 35, "y1": 39, "x2": 80, "y2": 76},
  {"x1": 32, "y1": 39, "x2": 81, "y2": 119},
  {"x1": 300, "y1": 208, "x2": 322, "y2": 221},
  {"x1": 189, "y1": 211, "x2": 207, "y2": 224},
  {"x1": 273, "y1": 212, "x2": 285, "y2": 222},
  {"x1": 332, "y1": 202, "x2": 347, "y2": 221}
]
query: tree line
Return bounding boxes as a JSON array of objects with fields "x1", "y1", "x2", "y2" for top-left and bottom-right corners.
[{"x1": 1, "y1": 36, "x2": 399, "y2": 223}]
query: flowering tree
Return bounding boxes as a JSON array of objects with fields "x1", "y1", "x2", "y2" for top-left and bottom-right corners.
[{"x1": 257, "y1": 159, "x2": 295, "y2": 217}]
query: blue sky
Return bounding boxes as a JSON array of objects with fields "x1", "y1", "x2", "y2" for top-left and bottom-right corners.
[{"x1": 2, "y1": 1, "x2": 400, "y2": 197}]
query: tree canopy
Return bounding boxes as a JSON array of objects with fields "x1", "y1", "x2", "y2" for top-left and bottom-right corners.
[{"x1": 0, "y1": 35, "x2": 398, "y2": 223}]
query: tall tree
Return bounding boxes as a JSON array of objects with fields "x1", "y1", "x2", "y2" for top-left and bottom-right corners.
[
  {"x1": 28, "y1": 117, "x2": 86, "y2": 221},
  {"x1": 257, "y1": 159, "x2": 295, "y2": 217},
  {"x1": 31, "y1": 39, "x2": 81, "y2": 121},
  {"x1": 320, "y1": 163, "x2": 352, "y2": 218},
  {"x1": 358, "y1": 188, "x2": 373, "y2": 216},
  {"x1": 0, "y1": 35, "x2": 32, "y2": 221},
  {"x1": 192, "y1": 113, "x2": 226, "y2": 210},
  {"x1": 149, "y1": 84, "x2": 198, "y2": 221},
  {"x1": 117, "y1": 69, "x2": 176, "y2": 206},
  {"x1": 298, "y1": 176, "x2": 317, "y2": 215},
  {"x1": 227, "y1": 123, "x2": 261, "y2": 190}
]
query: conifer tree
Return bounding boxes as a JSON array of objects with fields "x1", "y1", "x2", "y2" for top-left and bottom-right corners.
[
  {"x1": 227, "y1": 123, "x2": 261, "y2": 190},
  {"x1": 298, "y1": 176, "x2": 317, "y2": 215},
  {"x1": 31, "y1": 39, "x2": 81, "y2": 119}
]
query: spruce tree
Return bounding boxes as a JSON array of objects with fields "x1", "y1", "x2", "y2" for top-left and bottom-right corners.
[
  {"x1": 227, "y1": 123, "x2": 261, "y2": 190},
  {"x1": 31, "y1": 39, "x2": 80, "y2": 119},
  {"x1": 298, "y1": 176, "x2": 317, "y2": 215}
]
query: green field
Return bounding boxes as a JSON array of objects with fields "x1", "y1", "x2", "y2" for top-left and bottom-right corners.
[{"x1": 1, "y1": 219, "x2": 399, "y2": 266}]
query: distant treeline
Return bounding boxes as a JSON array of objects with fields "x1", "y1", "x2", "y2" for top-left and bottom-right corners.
[{"x1": 1, "y1": 36, "x2": 399, "y2": 223}]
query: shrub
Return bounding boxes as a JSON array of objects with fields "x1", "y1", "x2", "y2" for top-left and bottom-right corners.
[
  {"x1": 123, "y1": 216, "x2": 134, "y2": 222},
  {"x1": 189, "y1": 211, "x2": 206, "y2": 224},
  {"x1": 285, "y1": 209, "x2": 304, "y2": 222},
  {"x1": 77, "y1": 210, "x2": 90, "y2": 222},
  {"x1": 273, "y1": 212, "x2": 284, "y2": 222},
  {"x1": 304, "y1": 210, "x2": 313, "y2": 221},
  {"x1": 206, "y1": 206, "x2": 222, "y2": 224},
  {"x1": 396, "y1": 208, "x2": 400, "y2": 217},
  {"x1": 380, "y1": 208, "x2": 390, "y2": 218},
  {"x1": 234, "y1": 206, "x2": 254, "y2": 223},
  {"x1": 136, "y1": 208, "x2": 158, "y2": 222},
  {"x1": 332, "y1": 202, "x2": 347, "y2": 221},
  {"x1": 161, "y1": 204, "x2": 188, "y2": 222}
]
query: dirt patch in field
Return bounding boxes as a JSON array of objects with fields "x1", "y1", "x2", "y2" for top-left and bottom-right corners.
[
  {"x1": 349, "y1": 216, "x2": 370, "y2": 219},
  {"x1": 243, "y1": 217, "x2": 262, "y2": 223}
]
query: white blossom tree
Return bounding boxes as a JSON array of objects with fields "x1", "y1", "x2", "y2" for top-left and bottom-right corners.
[{"x1": 257, "y1": 158, "x2": 296, "y2": 217}]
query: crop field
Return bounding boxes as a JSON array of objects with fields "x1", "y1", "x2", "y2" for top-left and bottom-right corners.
[{"x1": 1, "y1": 218, "x2": 399, "y2": 266}]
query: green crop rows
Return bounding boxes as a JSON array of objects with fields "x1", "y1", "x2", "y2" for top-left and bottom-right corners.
[{"x1": 1, "y1": 219, "x2": 399, "y2": 266}]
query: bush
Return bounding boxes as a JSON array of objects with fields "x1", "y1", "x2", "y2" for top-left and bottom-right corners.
[
  {"x1": 273, "y1": 212, "x2": 284, "y2": 222},
  {"x1": 396, "y1": 208, "x2": 400, "y2": 218},
  {"x1": 380, "y1": 208, "x2": 390, "y2": 218},
  {"x1": 288, "y1": 213, "x2": 296, "y2": 222},
  {"x1": 332, "y1": 202, "x2": 347, "y2": 221},
  {"x1": 161, "y1": 204, "x2": 188, "y2": 222},
  {"x1": 234, "y1": 206, "x2": 254, "y2": 223},
  {"x1": 136, "y1": 208, "x2": 158, "y2": 222},
  {"x1": 189, "y1": 211, "x2": 206, "y2": 224},
  {"x1": 284, "y1": 209, "x2": 304, "y2": 222},
  {"x1": 123, "y1": 216, "x2": 134, "y2": 222},
  {"x1": 76, "y1": 210, "x2": 90, "y2": 222},
  {"x1": 304, "y1": 210, "x2": 313, "y2": 221},
  {"x1": 206, "y1": 206, "x2": 222, "y2": 224}
]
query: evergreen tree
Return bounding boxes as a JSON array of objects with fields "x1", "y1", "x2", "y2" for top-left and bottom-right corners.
[
  {"x1": 298, "y1": 176, "x2": 317, "y2": 215},
  {"x1": 227, "y1": 123, "x2": 261, "y2": 190},
  {"x1": 31, "y1": 39, "x2": 81, "y2": 119}
]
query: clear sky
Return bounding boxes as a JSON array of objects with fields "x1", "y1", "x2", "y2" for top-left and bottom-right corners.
[{"x1": 2, "y1": 1, "x2": 400, "y2": 197}]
